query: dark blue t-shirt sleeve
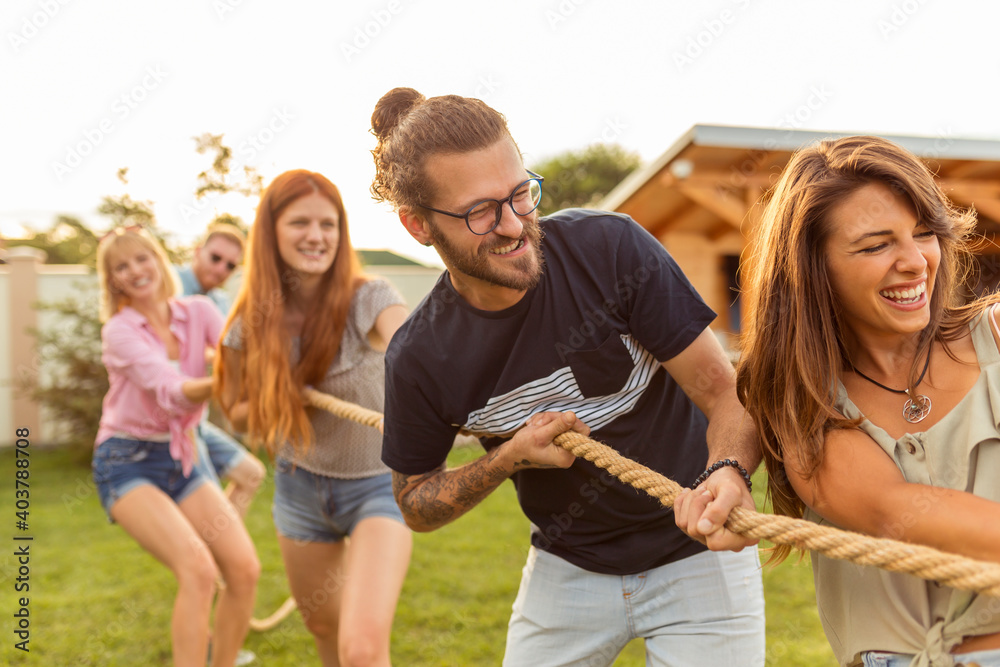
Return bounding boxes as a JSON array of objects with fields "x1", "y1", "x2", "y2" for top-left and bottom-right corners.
[
  {"x1": 614, "y1": 220, "x2": 716, "y2": 362},
  {"x1": 381, "y1": 340, "x2": 460, "y2": 475}
]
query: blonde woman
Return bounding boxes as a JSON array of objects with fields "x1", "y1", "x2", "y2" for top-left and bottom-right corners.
[{"x1": 92, "y1": 227, "x2": 259, "y2": 666}]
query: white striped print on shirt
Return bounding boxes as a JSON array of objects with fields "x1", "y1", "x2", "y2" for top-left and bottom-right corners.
[{"x1": 461, "y1": 334, "x2": 660, "y2": 437}]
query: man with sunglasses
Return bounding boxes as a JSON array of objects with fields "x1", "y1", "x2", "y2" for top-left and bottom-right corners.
[
  {"x1": 371, "y1": 88, "x2": 765, "y2": 666},
  {"x1": 176, "y1": 222, "x2": 262, "y2": 666},
  {"x1": 178, "y1": 223, "x2": 244, "y2": 314},
  {"x1": 176, "y1": 224, "x2": 265, "y2": 516}
]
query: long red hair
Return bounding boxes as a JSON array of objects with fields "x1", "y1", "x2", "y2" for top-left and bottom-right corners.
[{"x1": 217, "y1": 170, "x2": 364, "y2": 456}]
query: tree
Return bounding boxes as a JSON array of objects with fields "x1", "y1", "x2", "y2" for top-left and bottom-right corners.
[
  {"x1": 22, "y1": 166, "x2": 158, "y2": 457},
  {"x1": 190, "y1": 133, "x2": 259, "y2": 237},
  {"x1": 97, "y1": 167, "x2": 183, "y2": 263},
  {"x1": 530, "y1": 144, "x2": 642, "y2": 216},
  {"x1": 193, "y1": 132, "x2": 263, "y2": 202},
  {"x1": 6, "y1": 167, "x2": 177, "y2": 267},
  {"x1": 6, "y1": 215, "x2": 101, "y2": 267},
  {"x1": 27, "y1": 284, "x2": 107, "y2": 459}
]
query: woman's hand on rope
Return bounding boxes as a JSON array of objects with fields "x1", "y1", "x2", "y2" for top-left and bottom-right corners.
[
  {"x1": 674, "y1": 466, "x2": 759, "y2": 552},
  {"x1": 501, "y1": 412, "x2": 589, "y2": 471}
]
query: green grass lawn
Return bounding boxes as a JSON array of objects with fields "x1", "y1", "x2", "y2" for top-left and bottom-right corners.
[{"x1": 0, "y1": 444, "x2": 836, "y2": 665}]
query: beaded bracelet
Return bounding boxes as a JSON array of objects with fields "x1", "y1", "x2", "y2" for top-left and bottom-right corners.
[{"x1": 690, "y1": 458, "x2": 752, "y2": 491}]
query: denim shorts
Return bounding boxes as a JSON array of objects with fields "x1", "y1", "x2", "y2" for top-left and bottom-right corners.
[
  {"x1": 92, "y1": 437, "x2": 213, "y2": 522},
  {"x1": 271, "y1": 458, "x2": 404, "y2": 543},
  {"x1": 862, "y1": 648, "x2": 1000, "y2": 666},
  {"x1": 193, "y1": 421, "x2": 249, "y2": 484}
]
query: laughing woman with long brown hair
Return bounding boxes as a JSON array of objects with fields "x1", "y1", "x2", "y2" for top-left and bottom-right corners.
[
  {"x1": 737, "y1": 136, "x2": 1000, "y2": 666},
  {"x1": 216, "y1": 170, "x2": 412, "y2": 666}
]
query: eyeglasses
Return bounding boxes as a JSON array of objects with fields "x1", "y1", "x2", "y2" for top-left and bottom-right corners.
[
  {"x1": 419, "y1": 171, "x2": 544, "y2": 235},
  {"x1": 210, "y1": 253, "x2": 237, "y2": 272}
]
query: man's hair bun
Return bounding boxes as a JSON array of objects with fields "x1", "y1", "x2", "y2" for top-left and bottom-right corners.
[{"x1": 371, "y1": 87, "x2": 425, "y2": 142}]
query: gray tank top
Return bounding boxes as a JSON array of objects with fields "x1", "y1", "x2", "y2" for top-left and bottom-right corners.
[{"x1": 806, "y1": 310, "x2": 1000, "y2": 666}]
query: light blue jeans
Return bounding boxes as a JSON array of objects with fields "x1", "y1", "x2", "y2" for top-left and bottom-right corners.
[
  {"x1": 503, "y1": 546, "x2": 765, "y2": 667},
  {"x1": 862, "y1": 648, "x2": 1000, "y2": 666}
]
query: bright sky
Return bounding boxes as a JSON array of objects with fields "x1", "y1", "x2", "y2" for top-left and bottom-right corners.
[{"x1": 3, "y1": 0, "x2": 999, "y2": 267}]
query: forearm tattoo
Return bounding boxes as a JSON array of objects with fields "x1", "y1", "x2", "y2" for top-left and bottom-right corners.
[{"x1": 394, "y1": 448, "x2": 511, "y2": 530}]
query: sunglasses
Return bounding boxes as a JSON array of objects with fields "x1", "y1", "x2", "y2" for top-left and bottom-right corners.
[{"x1": 210, "y1": 253, "x2": 238, "y2": 272}]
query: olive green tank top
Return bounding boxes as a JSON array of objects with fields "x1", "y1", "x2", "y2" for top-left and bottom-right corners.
[{"x1": 806, "y1": 310, "x2": 1000, "y2": 667}]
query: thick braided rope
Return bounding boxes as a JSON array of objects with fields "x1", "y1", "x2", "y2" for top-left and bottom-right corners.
[
  {"x1": 556, "y1": 431, "x2": 1000, "y2": 597},
  {"x1": 306, "y1": 390, "x2": 1000, "y2": 597},
  {"x1": 304, "y1": 387, "x2": 384, "y2": 429},
  {"x1": 249, "y1": 597, "x2": 297, "y2": 632}
]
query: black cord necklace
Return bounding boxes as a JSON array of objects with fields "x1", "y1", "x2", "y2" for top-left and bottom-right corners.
[{"x1": 851, "y1": 347, "x2": 932, "y2": 424}]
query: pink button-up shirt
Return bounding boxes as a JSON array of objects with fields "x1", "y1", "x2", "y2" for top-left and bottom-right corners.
[{"x1": 96, "y1": 296, "x2": 224, "y2": 476}]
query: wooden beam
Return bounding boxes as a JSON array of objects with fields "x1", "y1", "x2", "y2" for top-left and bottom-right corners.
[
  {"x1": 659, "y1": 201, "x2": 703, "y2": 234},
  {"x1": 671, "y1": 171, "x2": 775, "y2": 190},
  {"x1": 937, "y1": 179, "x2": 1000, "y2": 200},
  {"x1": 675, "y1": 182, "x2": 747, "y2": 230},
  {"x1": 970, "y1": 200, "x2": 1000, "y2": 224},
  {"x1": 937, "y1": 160, "x2": 998, "y2": 180},
  {"x1": 707, "y1": 222, "x2": 738, "y2": 242},
  {"x1": 946, "y1": 190, "x2": 1000, "y2": 224},
  {"x1": 642, "y1": 199, "x2": 692, "y2": 237}
]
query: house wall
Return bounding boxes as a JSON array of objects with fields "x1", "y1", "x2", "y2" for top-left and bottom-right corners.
[{"x1": 659, "y1": 230, "x2": 745, "y2": 347}]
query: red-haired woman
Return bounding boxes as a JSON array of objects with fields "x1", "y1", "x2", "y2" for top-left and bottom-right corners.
[
  {"x1": 92, "y1": 227, "x2": 259, "y2": 666},
  {"x1": 217, "y1": 170, "x2": 412, "y2": 666}
]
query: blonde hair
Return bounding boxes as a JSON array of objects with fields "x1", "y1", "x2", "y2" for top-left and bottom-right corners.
[
  {"x1": 96, "y1": 227, "x2": 179, "y2": 322},
  {"x1": 201, "y1": 222, "x2": 245, "y2": 252}
]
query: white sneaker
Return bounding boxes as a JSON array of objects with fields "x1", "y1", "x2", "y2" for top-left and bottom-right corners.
[
  {"x1": 235, "y1": 649, "x2": 257, "y2": 666},
  {"x1": 207, "y1": 644, "x2": 257, "y2": 666}
]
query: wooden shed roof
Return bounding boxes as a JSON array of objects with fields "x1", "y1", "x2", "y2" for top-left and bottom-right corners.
[{"x1": 600, "y1": 125, "x2": 1000, "y2": 244}]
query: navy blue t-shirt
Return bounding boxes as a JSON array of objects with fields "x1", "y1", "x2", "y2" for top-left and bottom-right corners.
[{"x1": 382, "y1": 209, "x2": 715, "y2": 575}]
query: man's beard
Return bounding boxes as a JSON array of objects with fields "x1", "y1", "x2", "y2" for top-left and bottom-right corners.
[{"x1": 428, "y1": 214, "x2": 545, "y2": 292}]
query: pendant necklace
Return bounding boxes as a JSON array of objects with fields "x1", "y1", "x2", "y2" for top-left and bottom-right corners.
[{"x1": 850, "y1": 347, "x2": 932, "y2": 424}]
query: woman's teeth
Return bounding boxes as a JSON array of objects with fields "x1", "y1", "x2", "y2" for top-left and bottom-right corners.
[{"x1": 880, "y1": 282, "x2": 926, "y2": 304}]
